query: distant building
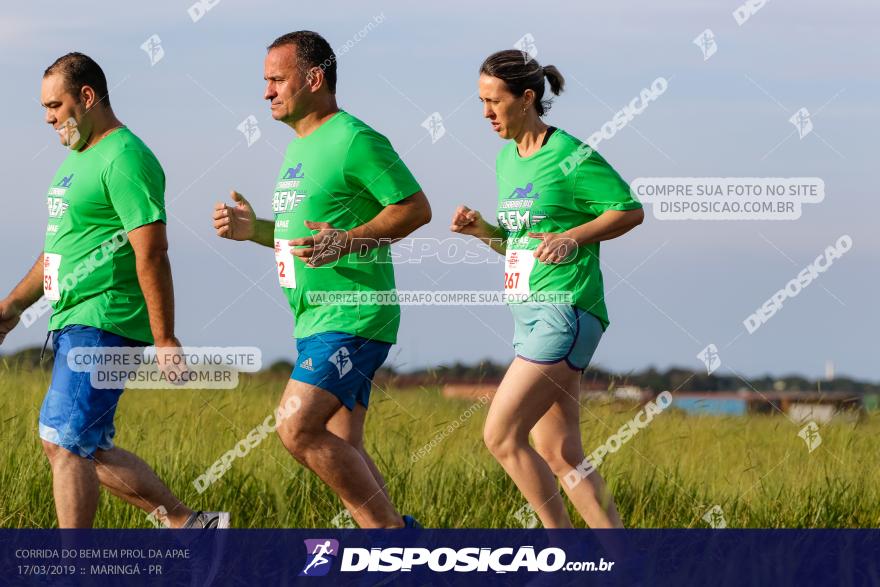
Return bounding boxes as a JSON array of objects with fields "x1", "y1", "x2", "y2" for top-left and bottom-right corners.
[
  {"x1": 441, "y1": 383, "x2": 866, "y2": 423},
  {"x1": 650, "y1": 390, "x2": 864, "y2": 422}
]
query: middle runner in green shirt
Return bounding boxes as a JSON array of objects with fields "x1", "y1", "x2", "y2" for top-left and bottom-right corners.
[
  {"x1": 451, "y1": 49, "x2": 644, "y2": 529},
  {"x1": 213, "y1": 31, "x2": 431, "y2": 528}
]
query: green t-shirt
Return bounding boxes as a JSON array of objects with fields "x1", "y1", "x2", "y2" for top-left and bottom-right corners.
[
  {"x1": 272, "y1": 110, "x2": 420, "y2": 344},
  {"x1": 43, "y1": 127, "x2": 166, "y2": 344},
  {"x1": 495, "y1": 128, "x2": 641, "y2": 330}
]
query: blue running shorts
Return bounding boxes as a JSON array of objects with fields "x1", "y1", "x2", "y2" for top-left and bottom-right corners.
[
  {"x1": 39, "y1": 324, "x2": 145, "y2": 458},
  {"x1": 290, "y1": 331, "x2": 392, "y2": 410}
]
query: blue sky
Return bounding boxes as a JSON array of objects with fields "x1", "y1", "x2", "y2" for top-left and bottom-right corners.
[{"x1": 0, "y1": 1, "x2": 877, "y2": 381}]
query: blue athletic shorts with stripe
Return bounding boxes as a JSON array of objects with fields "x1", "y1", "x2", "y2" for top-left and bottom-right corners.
[
  {"x1": 511, "y1": 304, "x2": 603, "y2": 371},
  {"x1": 290, "y1": 331, "x2": 392, "y2": 410},
  {"x1": 39, "y1": 324, "x2": 145, "y2": 459}
]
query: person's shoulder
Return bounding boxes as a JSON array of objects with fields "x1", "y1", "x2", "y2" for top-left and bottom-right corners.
[
  {"x1": 549, "y1": 128, "x2": 593, "y2": 156},
  {"x1": 341, "y1": 111, "x2": 390, "y2": 143},
  {"x1": 339, "y1": 113, "x2": 401, "y2": 163},
  {"x1": 108, "y1": 127, "x2": 151, "y2": 152},
  {"x1": 105, "y1": 128, "x2": 159, "y2": 163},
  {"x1": 102, "y1": 128, "x2": 163, "y2": 177},
  {"x1": 551, "y1": 129, "x2": 615, "y2": 172}
]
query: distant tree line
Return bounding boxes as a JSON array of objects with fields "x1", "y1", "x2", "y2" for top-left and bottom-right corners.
[{"x1": 3, "y1": 347, "x2": 876, "y2": 394}]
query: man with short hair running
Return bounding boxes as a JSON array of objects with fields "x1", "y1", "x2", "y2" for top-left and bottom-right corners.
[
  {"x1": 0, "y1": 52, "x2": 227, "y2": 529},
  {"x1": 213, "y1": 31, "x2": 431, "y2": 528}
]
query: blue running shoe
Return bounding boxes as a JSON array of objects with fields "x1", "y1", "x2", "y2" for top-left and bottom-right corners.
[{"x1": 402, "y1": 515, "x2": 422, "y2": 528}]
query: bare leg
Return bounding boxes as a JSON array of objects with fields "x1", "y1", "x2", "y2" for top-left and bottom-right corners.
[
  {"x1": 93, "y1": 446, "x2": 194, "y2": 528},
  {"x1": 531, "y1": 385, "x2": 623, "y2": 528},
  {"x1": 42, "y1": 441, "x2": 99, "y2": 528},
  {"x1": 326, "y1": 403, "x2": 390, "y2": 502},
  {"x1": 483, "y1": 358, "x2": 576, "y2": 528},
  {"x1": 275, "y1": 379, "x2": 403, "y2": 528}
]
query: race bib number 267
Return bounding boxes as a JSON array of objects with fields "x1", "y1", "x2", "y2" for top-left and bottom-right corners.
[{"x1": 504, "y1": 249, "x2": 534, "y2": 302}]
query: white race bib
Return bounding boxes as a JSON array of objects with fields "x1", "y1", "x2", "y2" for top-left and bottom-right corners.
[
  {"x1": 274, "y1": 239, "x2": 296, "y2": 289},
  {"x1": 504, "y1": 249, "x2": 534, "y2": 302},
  {"x1": 43, "y1": 252, "x2": 62, "y2": 301}
]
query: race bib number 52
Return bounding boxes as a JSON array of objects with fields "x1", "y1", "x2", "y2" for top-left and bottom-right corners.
[
  {"x1": 504, "y1": 249, "x2": 534, "y2": 302},
  {"x1": 43, "y1": 253, "x2": 62, "y2": 301},
  {"x1": 274, "y1": 239, "x2": 296, "y2": 289}
]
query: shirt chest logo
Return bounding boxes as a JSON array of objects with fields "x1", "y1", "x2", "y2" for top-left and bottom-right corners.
[
  {"x1": 47, "y1": 174, "x2": 74, "y2": 219},
  {"x1": 47, "y1": 196, "x2": 70, "y2": 218},
  {"x1": 283, "y1": 164, "x2": 304, "y2": 180},
  {"x1": 498, "y1": 182, "x2": 546, "y2": 230},
  {"x1": 48, "y1": 173, "x2": 75, "y2": 197},
  {"x1": 509, "y1": 182, "x2": 540, "y2": 200},
  {"x1": 273, "y1": 163, "x2": 307, "y2": 214}
]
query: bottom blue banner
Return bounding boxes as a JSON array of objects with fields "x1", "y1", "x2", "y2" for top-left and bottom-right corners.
[{"x1": 1, "y1": 529, "x2": 878, "y2": 586}]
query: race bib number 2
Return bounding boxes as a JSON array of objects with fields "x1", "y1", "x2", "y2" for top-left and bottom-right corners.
[
  {"x1": 274, "y1": 239, "x2": 296, "y2": 289},
  {"x1": 504, "y1": 249, "x2": 534, "y2": 302},
  {"x1": 43, "y1": 253, "x2": 62, "y2": 301}
]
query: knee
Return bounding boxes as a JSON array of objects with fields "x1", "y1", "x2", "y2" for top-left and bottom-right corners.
[
  {"x1": 41, "y1": 440, "x2": 73, "y2": 465},
  {"x1": 41, "y1": 440, "x2": 85, "y2": 469},
  {"x1": 535, "y1": 441, "x2": 584, "y2": 478},
  {"x1": 41, "y1": 439, "x2": 59, "y2": 462},
  {"x1": 276, "y1": 421, "x2": 319, "y2": 462},
  {"x1": 483, "y1": 424, "x2": 522, "y2": 461},
  {"x1": 329, "y1": 426, "x2": 361, "y2": 451}
]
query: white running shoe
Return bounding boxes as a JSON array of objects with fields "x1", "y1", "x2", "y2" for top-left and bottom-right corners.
[{"x1": 182, "y1": 511, "x2": 230, "y2": 528}]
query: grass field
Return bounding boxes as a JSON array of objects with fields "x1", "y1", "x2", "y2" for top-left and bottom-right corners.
[{"x1": 2, "y1": 364, "x2": 878, "y2": 528}]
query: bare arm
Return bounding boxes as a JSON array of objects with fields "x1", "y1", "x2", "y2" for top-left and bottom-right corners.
[
  {"x1": 563, "y1": 208, "x2": 645, "y2": 245},
  {"x1": 248, "y1": 219, "x2": 275, "y2": 248},
  {"x1": 291, "y1": 191, "x2": 433, "y2": 266},
  {"x1": 0, "y1": 254, "x2": 44, "y2": 345},
  {"x1": 471, "y1": 220, "x2": 507, "y2": 256},
  {"x1": 450, "y1": 205, "x2": 506, "y2": 256},
  {"x1": 529, "y1": 208, "x2": 645, "y2": 264},
  {"x1": 127, "y1": 222, "x2": 177, "y2": 346},
  {"x1": 348, "y1": 190, "x2": 432, "y2": 243},
  {"x1": 4, "y1": 254, "x2": 44, "y2": 312}
]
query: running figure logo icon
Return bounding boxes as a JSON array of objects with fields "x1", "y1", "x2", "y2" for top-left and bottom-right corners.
[
  {"x1": 237, "y1": 115, "x2": 262, "y2": 147},
  {"x1": 789, "y1": 107, "x2": 813, "y2": 139},
  {"x1": 696, "y1": 344, "x2": 721, "y2": 375},
  {"x1": 693, "y1": 29, "x2": 717, "y2": 61},
  {"x1": 329, "y1": 347, "x2": 352, "y2": 378},
  {"x1": 140, "y1": 34, "x2": 165, "y2": 66},
  {"x1": 307, "y1": 229, "x2": 347, "y2": 267},
  {"x1": 299, "y1": 539, "x2": 339, "y2": 577},
  {"x1": 420, "y1": 112, "x2": 445, "y2": 143},
  {"x1": 283, "y1": 163, "x2": 305, "y2": 180},
  {"x1": 508, "y1": 183, "x2": 539, "y2": 200},
  {"x1": 56, "y1": 174, "x2": 75, "y2": 189}
]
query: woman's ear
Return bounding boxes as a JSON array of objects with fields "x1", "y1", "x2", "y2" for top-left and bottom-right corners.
[{"x1": 521, "y1": 88, "x2": 536, "y2": 111}]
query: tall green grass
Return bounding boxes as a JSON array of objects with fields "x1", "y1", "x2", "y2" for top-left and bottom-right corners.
[{"x1": 1, "y1": 366, "x2": 877, "y2": 528}]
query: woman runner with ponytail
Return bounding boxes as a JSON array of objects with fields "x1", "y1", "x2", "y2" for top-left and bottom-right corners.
[{"x1": 450, "y1": 50, "x2": 644, "y2": 528}]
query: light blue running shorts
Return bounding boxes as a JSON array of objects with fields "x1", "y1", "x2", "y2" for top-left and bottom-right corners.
[{"x1": 511, "y1": 304, "x2": 603, "y2": 371}]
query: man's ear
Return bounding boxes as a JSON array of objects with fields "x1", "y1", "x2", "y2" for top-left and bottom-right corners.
[
  {"x1": 80, "y1": 85, "x2": 98, "y2": 110},
  {"x1": 306, "y1": 67, "x2": 324, "y2": 93}
]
